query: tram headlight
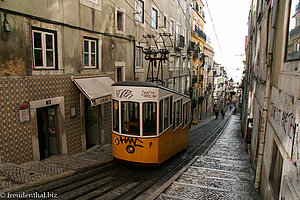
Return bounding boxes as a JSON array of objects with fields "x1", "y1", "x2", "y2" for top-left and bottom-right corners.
[{"x1": 126, "y1": 145, "x2": 135, "y2": 154}]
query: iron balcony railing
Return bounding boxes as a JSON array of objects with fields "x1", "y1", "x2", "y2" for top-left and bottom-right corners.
[
  {"x1": 176, "y1": 35, "x2": 185, "y2": 49},
  {"x1": 193, "y1": 26, "x2": 206, "y2": 42}
]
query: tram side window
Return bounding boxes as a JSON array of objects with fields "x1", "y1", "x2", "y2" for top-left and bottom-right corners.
[
  {"x1": 176, "y1": 101, "x2": 180, "y2": 127},
  {"x1": 121, "y1": 102, "x2": 139, "y2": 136},
  {"x1": 170, "y1": 96, "x2": 173, "y2": 127},
  {"x1": 188, "y1": 101, "x2": 191, "y2": 123},
  {"x1": 113, "y1": 100, "x2": 119, "y2": 132},
  {"x1": 143, "y1": 102, "x2": 157, "y2": 136},
  {"x1": 164, "y1": 98, "x2": 170, "y2": 129},
  {"x1": 183, "y1": 103, "x2": 186, "y2": 127},
  {"x1": 179, "y1": 99, "x2": 182, "y2": 125},
  {"x1": 159, "y1": 100, "x2": 163, "y2": 133},
  {"x1": 173, "y1": 101, "x2": 176, "y2": 129}
]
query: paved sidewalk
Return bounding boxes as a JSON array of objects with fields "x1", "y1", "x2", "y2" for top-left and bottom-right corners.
[
  {"x1": 0, "y1": 144, "x2": 112, "y2": 193},
  {"x1": 150, "y1": 114, "x2": 262, "y2": 200}
]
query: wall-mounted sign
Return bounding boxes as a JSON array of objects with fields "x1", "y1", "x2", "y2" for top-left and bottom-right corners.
[
  {"x1": 92, "y1": 95, "x2": 112, "y2": 106},
  {"x1": 70, "y1": 106, "x2": 76, "y2": 118},
  {"x1": 19, "y1": 107, "x2": 30, "y2": 123}
]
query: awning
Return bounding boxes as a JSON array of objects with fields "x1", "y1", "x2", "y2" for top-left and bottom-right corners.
[{"x1": 72, "y1": 76, "x2": 115, "y2": 106}]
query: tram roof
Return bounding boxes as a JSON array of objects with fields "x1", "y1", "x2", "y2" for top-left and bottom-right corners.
[{"x1": 112, "y1": 81, "x2": 190, "y2": 98}]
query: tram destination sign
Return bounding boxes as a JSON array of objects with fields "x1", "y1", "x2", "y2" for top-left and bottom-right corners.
[{"x1": 114, "y1": 88, "x2": 158, "y2": 100}]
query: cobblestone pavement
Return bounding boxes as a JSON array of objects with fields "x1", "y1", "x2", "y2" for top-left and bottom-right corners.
[
  {"x1": 0, "y1": 117, "x2": 212, "y2": 194},
  {"x1": 153, "y1": 115, "x2": 262, "y2": 200},
  {"x1": 0, "y1": 144, "x2": 112, "y2": 192}
]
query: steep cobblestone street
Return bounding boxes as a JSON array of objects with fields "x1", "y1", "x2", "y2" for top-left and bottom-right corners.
[{"x1": 153, "y1": 114, "x2": 261, "y2": 200}]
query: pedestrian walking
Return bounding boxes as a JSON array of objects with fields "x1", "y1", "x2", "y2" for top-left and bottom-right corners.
[
  {"x1": 221, "y1": 109, "x2": 225, "y2": 119},
  {"x1": 215, "y1": 109, "x2": 219, "y2": 119}
]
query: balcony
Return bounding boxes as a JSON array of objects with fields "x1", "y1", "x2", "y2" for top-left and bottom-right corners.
[
  {"x1": 193, "y1": 26, "x2": 206, "y2": 42},
  {"x1": 176, "y1": 35, "x2": 185, "y2": 49},
  {"x1": 192, "y1": 76, "x2": 198, "y2": 85},
  {"x1": 192, "y1": 75, "x2": 204, "y2": 85}
]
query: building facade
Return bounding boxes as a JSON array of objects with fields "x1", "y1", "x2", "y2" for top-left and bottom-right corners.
[
  {"x1": 243, "y1": 0, "x2": 300, "y2": 199},
  {"x1": 0, "y1": 0, "x2": 127, "y2": 164},
  {"x1": 190, "y1": 0, "x2": 207, "y2": 122}
]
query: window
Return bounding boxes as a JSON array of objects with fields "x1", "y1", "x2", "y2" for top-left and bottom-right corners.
[
  {"x1": 170, "y1": 96, "x2": 173, "y2": 126},
  {"x1": 113, "y1": 100, "x2": 119, "y2": 132},
  {"x1": 116, "y1": 10, "x2": 124, "y2": 31},
  {"x1": 183, "y1": 103, "x2": 186, "y2": 126},
  {"x1": 136, "y1": 0, "x2": 144, "y2": 23},
  {"x1": 135, "y1": 47, "x2": 143, "y2": 68},
  {"x1": 84, "y1": 38, "x2": 97, "y2": 68},
  {"x1": 173, "y1": 99, "x2": 182, "y2": 129},
  {"x1": 152, "y1": 8, "x2": 158, "y2": 29},
  {"x1": 159, "y1": 100, "x2": 163, "y2": 133},
  {"x1": 170, "y1": 20, "x2": 175, "y2": 36},
  {"x1": 116, "y1": 68, "x2": 122, "y2": 82},
  {"x1": 121, "y1": 102, "x2": 140, "y2": 136},
  {"x1": 143, "y1": 102, "x2": 157, "y2": 136},
  {"x1": 176, "y1": 57, "x2": 180, "y2": 68},
  {"x1": 269, "y1": 142, "x2": 283, "y2": 200},
  {"x1": 285, "y1": 0, "x2": 300, "y2": 61},
  {"x1": 164, "y1": 98, "x2": 170, "y2": 129},
  {"x1": 176, "y1": 24, "x2": 180, "y2": 42},
  {"x1": 183, "y1": 28, "x2": 186, "y2": 45},
  {"x1": 163, "y1": 15, "x2": 167, "y2": 28},
  {"x1": 32, "y1": 28, "x2": 56, "y2": 69}
]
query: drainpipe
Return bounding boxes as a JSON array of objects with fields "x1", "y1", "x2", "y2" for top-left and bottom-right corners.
[
  {"x1": 254, "y1": 0, "x2": 278, "y2": 189},
  {"x1": 133, "y1": 38, "x2": 136, "y2": 81}
]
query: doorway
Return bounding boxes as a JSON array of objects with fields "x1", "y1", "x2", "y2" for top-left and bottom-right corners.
[
  {"x1": 85, "y1": 99, "x2": 101, "y2": 149},
  {"x1": 37, "y1": 106, "x2": 60, "y2": 160}
]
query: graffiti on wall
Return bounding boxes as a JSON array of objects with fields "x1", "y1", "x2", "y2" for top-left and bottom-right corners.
[
  {"x1": 270, "y1": 103, "x2": 298, "y2": 139},
  {"x1": 270, "y1": 103, "x2": 299, "y2": 165}
]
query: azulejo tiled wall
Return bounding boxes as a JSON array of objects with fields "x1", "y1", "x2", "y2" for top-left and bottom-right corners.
[{"x1": 0, "y1": 75, "x2": 82, "y2": 164}]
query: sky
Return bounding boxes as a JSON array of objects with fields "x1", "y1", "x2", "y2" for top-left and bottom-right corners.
[{"x1": 203, "y1": 0, "x2": 251, "y2": 82}]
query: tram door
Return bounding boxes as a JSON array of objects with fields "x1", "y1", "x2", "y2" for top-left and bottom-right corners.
[
  {"x1": 37, "y1": 106, "x2": 60, "y2": 160},
  {"x1": 85, "y1": 99, "x2": 101, "y2": 149}
]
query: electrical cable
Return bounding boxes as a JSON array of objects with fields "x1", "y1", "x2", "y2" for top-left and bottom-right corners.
[{"x1": 204, "y1": 0, "x2": 227, "y2": 69}]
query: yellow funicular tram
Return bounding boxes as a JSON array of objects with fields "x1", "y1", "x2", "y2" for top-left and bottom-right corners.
[{"x1": 112, "y1": 81, "x2": 191, "y2": 165}]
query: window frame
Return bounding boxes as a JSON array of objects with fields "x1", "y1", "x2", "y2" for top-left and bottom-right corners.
[
  {"x1": 136, "y1": 0, "x2": 144, "y2": 23},
  {"x1": 173, "y1": 98, "x2": 183, "y2": 131},
  {"x1": 121, "y1": 101, "x2": 140, "y2": 136},
  {"x1": 142, "y1": 101, "x2": 157, "y2": 136},
  {"x1": 152, "y1": 7, "x2": 159, "y2": 29},
  {"x1": 284, "y1": 0, "x2": 300, "y2": 62},
  {"x1": 83, "y1": 37, "x2": 98, "y2": 69},
  {"x1": 135, "y1": 47, "x2": 143, "y2": 68},
  {"x1": 170, "y1": 19, "x2": 175, "y2": 36},
  {"x1": 32, "y1": 27, "x2": 57, "y2": 70},
  {"x1": 116, "y1": 9, "x2": 125, "y2": 32}
]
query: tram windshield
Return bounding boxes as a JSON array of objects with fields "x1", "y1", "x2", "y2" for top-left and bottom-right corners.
[
  {"x1": 143, "y1": 102, "x2": 157, "y2": 136},
  {"x1": 121, "y1": 101, "x2": 140, "y2": 136}
]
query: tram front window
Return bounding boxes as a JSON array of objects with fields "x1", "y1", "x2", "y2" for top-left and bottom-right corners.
[
  {"x1": 143, "y1": 102, "x2": 157, "y2": 136},
  {"x1": 121, "y1": 102, "x2": 140, "y2": 136}
]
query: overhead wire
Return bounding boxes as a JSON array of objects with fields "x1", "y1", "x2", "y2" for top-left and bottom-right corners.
[{"x1": 204, "y1": 0, "x2": 227, "y2": 69}]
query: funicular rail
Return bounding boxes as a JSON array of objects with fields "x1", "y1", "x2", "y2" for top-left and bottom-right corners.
[{"x1": 19, "y1": 112, "x2": 232, "y2": 200}]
